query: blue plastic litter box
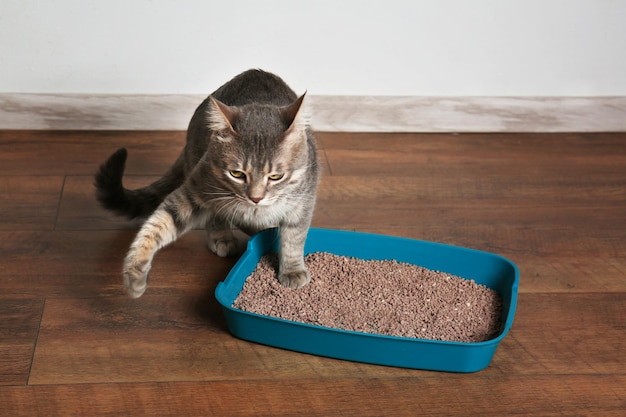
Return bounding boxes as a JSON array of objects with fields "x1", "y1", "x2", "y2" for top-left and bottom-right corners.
[{"x1": 215, "y1": 228, "x2": 519, "y2": 372}]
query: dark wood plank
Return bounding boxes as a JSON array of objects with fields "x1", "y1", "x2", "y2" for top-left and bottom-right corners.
[
  {"x1": 0, "y1": 230, "x2": 237, "y2": 298},
  {"x1": 2, "y1": 375, "x2": 625, "y2": 417},
  {"x1": 27, "y1": 293, "x2": 625, "y2": 385},
  {"x1": 318, "y1": 132, "x2": 626, "y2": 177},
  {"x1": 0, "y1": 176, "x2": 63, "y2": 230},
  {"x1": 0, "y1": 298, "x2": 43, "y2": 385},
  {"x1": 0, "y1": 130, "x2": 186, "y2": 176},
  {"x1": 494, "y1": 293, "x2": 626, "y2": 375}
]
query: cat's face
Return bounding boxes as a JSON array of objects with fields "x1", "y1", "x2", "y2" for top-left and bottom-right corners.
[
  {"x1": 218, "y1": 140, "x2": 301, "y2": 208},
  {"x1": 205, "y1": 95, "x2": 310, "y2": 209}
]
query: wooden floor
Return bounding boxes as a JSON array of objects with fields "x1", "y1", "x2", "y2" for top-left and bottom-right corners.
[{"x1": 0, "y1": 130, "x2": 625, "y2": 416}]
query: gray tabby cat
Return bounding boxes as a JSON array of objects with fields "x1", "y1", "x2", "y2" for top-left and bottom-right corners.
[{"x1": 95, "y1": 69, "x2": 319, "y2": 298}]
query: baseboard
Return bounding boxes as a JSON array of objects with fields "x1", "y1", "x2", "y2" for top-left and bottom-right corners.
[{"x1": 1, "y1": 94, "x2": 624, "y2": 132}]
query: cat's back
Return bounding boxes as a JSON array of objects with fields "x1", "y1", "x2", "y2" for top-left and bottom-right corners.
[{"x1": 212, "y1": 69, "x2": 297, "y2": 107}]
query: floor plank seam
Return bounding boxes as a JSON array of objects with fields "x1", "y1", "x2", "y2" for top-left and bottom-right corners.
[
  {"x1": 322, "y1": 147, "x2": 333, "y2": 176},
  {"x1": 26, "y1": 298, "x2": 46, "y2": 386},
  {"x1": 53, "y1": 175, "x2": 68, "y2": 231}
]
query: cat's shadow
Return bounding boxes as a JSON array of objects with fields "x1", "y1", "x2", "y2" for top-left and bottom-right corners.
[
  {"x1": 193, "y1": 229, "x2": 251, "y2": 332},
  {"x1": 194, "y1": 277, "x2": 230, "y2": 333}
]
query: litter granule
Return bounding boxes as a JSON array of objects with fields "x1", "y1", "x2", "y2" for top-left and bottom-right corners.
[{"x1": 233, "y1": 252, "x2": 502, "y2": 342}]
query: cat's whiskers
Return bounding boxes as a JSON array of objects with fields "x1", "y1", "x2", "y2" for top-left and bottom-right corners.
[
  {"x1": 202, "y1": 192, "x2": 233, "y2": 199},
  {"x1": 201, "y1": 184, "x2": 238, "y2": 204},
  {"x1": 227, "y1": 203, "x2": 244, "y2": 229},
  {"x1": 213, "y1": 197, "x2": 243, "y2": 227}
]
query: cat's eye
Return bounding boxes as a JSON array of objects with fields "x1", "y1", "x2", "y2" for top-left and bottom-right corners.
[
  {"x1": 229, "y1": 170, "x2": 246, "y2": 179},
  {"x1": 268, "y1": 173, "x2": 284, "y2": 181}
]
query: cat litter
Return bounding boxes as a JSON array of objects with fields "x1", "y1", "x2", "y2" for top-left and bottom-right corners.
[
  {"x1": 233, "y1": 253, "x2": 502, "y2": 343},
  {"x1": 216, "y1": 228, "x2": 519, "y2": 372}
]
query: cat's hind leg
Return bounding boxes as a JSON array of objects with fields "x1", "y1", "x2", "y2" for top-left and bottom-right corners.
[{"x1": 206, "y1": 222, "x2": 247, "y2": 257}]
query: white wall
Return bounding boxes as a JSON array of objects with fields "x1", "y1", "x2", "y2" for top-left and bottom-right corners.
[{"x1": 1, "y1": 0, "x2": 625, "y2": 96}]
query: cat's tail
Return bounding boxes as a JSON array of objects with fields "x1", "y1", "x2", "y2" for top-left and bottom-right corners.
[{"x1": 94, "y1": 148, "x2": 185, "y2": 220}]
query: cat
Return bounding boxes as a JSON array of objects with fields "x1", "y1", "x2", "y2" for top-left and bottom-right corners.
[{"x1": 95, "y1": 69, "x2": 320, "y2": 298}]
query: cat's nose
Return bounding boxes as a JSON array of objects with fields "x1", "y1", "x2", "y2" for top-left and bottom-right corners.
[{"x1": 250, "y1": 196, "x2": 263, "y2": 204}]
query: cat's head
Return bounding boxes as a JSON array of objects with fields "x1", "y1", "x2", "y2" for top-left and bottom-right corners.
[{"x1": 204, "y1": 94, "x2": 314, "y2": 208}]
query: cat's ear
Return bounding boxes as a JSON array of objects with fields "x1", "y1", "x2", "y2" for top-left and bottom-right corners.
[
  {"x1": 207, "y1": 96, "x2": 239, "y2": 133},
  {"x1": 281, "y1": 92, "x2": 308, "y2": 133}
]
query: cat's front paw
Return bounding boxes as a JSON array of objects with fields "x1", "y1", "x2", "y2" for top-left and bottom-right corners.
[
  {"x1": 278, "y1": 269, "x2": 310, "y2": 289},
  {"x1": 123, "y1": 256, "x2": 150, "y2": 298}
]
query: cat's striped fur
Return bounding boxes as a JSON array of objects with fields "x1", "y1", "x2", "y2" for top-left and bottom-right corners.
[{"x1": 95, "y1": 69, "x2": 319, "y2": 298}]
